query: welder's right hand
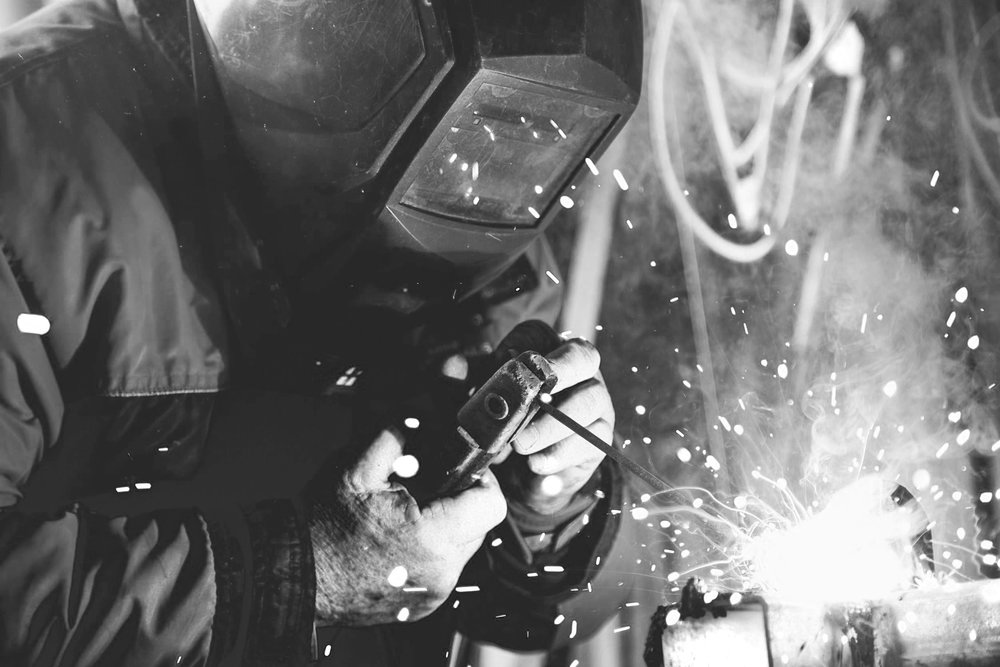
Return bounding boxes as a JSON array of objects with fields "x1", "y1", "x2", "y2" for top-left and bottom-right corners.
[{"x1": 307, "y1": 428, "x2": 506, "y2": 625}]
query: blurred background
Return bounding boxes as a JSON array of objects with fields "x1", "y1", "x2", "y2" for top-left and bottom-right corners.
[{"x1": 7, "y1": 1, "x2": 1000, "y2": 665}]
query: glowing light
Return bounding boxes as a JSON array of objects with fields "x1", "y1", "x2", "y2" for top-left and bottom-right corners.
[
  {"x1": 613, "y1": 626, "x2": 631, "y2": 633},
  {"x1": 455, "y1": 585, "x2": 481, "y2": 592},
  {"x1": 135, "y1": 482, "x2": 151, "y2": 490},
  {"x1": 635, "y1": 405, "x2": 646, "y2": 416},
  {"x1": 491, "y1": 537, "x2": 503, "y2": 547},
  {"x1": 545, "y1": 270, "x2": 560, "y2": 285},
  {"x1": 392, "y1": 455, "x2": 420, "y2": 479},
  {"x1": 665, "y1": 609, "x2": 681, "y2": 626},
  {"x1": 957, "y1": 429, "x2": 971, "y2": 445},
  {"x1": 631, "y1": 507, "x2": 649, "y2": 520},
  {"x1": 956, "y1": 286, "x2": 969, "y2": 303},
  {"x1": 742, "y1": 477, "x2": 928, "y2": 604},
  {"x1": 968, "y1": 335, "x2": 980, "y2": 350},
  {"x1": 734, "y1": 496, "x2": 748, "y2": 509},
  {"x1": 930, "y1": 170, "x2": 940, "y2": 187},
  {"x1": 705, "y1": 455, "x2": 721, "y2": 471},
  {"x1": 777, "y1": 363, "x2": 788, "y2": 379},
  {"x1": 612, "y1": 169, "x2": 629, "y2": 191},
  {"x1": 553, "y1": 614, "x2": 565, "y2": 625},
  {"x1": 397, "y1": 608, "x2": 410, "y2": 622},
  {"x1": 981, "y1": 492, "x2": 994, "y2": 503},
  {"x1": 403, "y1": 417, "x2": 420, "y2": 429},
  {"x1": 730, "y1": 592, "x2": 743, "y2": 605},
  {"x1": 528, "y1": 206, "x2": 541, "y2": 219},
  {"x1": 559, "y1": 195, "x2": 575, "y2": 209},
  {"x1": 17, "y1": 314, "x2": 50, "y2": 335},
  {"x1": 677, "y1": 447, "x2": 692, "y2": 463},
  {"x1": 387, "y1": 566, "x2": 408, "y2": 587},
  {"x1": 727, "y1": 213, "x2": 738, "y2": 229},
  {"x1": 784, "y1": 240, "x2": 799, "y2": 256},
  {"x1": 667, "y1": 571, "x2": 679, "y2": 582},
  {"x1": 882, "y1": 381, "x2": 898, "y2": 398},
  {"x1": 585, "y1": 157, "x2": 599, "y2": 175}
]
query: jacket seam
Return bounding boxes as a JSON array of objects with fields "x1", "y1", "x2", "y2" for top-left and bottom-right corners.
[{"x1": 0, "y1": 29, "x2": 119, "y2": 90}]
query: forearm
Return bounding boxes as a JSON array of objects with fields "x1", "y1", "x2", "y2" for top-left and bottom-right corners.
[{"x1": 0, "y1": 499, "x2": 316, "y2": 666}]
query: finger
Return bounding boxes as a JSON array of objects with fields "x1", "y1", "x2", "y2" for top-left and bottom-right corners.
[
  {"x1": 513, "y1": 380, "x2": 613, "y2": 454},
  {"x1": 422, "y1": 468, "x2": 507, "y2": 541},
  {"x1": 526, "y1": 419, "x2": 611, "y2": 476},
  {"x1": 347, "y1": 428, "x2": 405, "y2": 493},
  {"x1": 545, "y1": 339, "x2": 602, "y2": 394}
]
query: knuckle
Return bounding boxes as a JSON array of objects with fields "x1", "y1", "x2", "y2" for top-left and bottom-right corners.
[{"x1": 528, "y1": 453, "x2": 556, "y2": 476}]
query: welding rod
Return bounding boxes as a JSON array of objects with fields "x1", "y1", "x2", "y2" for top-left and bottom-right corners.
[{"x1": 536, "y1": 398, "x2": 674, "y2": 494}]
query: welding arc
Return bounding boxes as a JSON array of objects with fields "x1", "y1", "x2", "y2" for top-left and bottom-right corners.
[{"x1": 535, "y1": 401, "x2": 674, "y2": 494}]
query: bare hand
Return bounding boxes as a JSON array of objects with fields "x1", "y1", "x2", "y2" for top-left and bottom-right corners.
[
  {"x1": 506, "y1": 338, "x2": 614, "y2": 514},
  {"x1": 309, "y1": 429, "x2": 506, "y2": 625}
]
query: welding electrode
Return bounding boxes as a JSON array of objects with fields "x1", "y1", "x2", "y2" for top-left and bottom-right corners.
[{"x1": 536, "y1": 395, "x2": 674, "y2": 494}]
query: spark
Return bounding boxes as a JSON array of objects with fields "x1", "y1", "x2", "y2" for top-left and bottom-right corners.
[
  {"x1": 135, "y1": 482, "x2": 151, "y2": 490},
  {"x1": 930, "y1": 169, "x2": 940, "y2": 187},
  {"x1": 635, "y1": 405, "x2": 646, "y2": 415},
  {"x1": 784, "y1": 240, "x2": 799, "y2": 256},
  {"x1": 397, "y1": 608, "x2": 410, "y2": 622},
  {"x1": 545, "y1": 270, "x2": 560, "y2": 285},
  {"x1": 585, "y1": 157, "x2": 599, "y2": 175},
  {"x1": 727, "y1": 213, "x2": 738, "y2": 229},
  {"x1": 387, "y1": 566, "x2": 408, "y2": 587},
  {"x1": 528, "y1": 206, "x2": 541, "y2": 219},
  {"x1": 955, "y1": 286, "x2": 969, "y2": 303},
  {"x1": 403, "y1": 417, "x2": 420, "y2": 429},
  {"x1": 559, "y1": 195, "x2": 575, "y2": 209},
  {"x1": 613, "y1": 626, "x2": 631, "y2": 633},
  {"x1": 612, "y1": 169, "x2": 629, "y2": 191},
  {"x1": 455, "y1": 586, "x2": 481, "y2": 592},
  {"x1": 677, "y1": 447, "x2": 691, "y2": 462},
  {"x1": 968, "y1": 335, "x2": 980, "y2": 350},
  {"x1": 540, "y1": 475, "x2": 564, "y2": 496},
  {"x1": 882, "y1": 381, "x2": 898, "y2": 398},
  {"x1": 16, "y1": 314, "x2": 50, "y2": 335},
  {"x1": 392, "y1": 455, "x2": 419, "y2": 479},
  {"x1": 860, "y1": 313, "x2": 868, "y2": 333}
]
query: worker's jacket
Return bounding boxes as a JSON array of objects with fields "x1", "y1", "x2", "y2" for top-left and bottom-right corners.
[{"x1": 0, "y1": 1, "x2": 642, "y2": 665}]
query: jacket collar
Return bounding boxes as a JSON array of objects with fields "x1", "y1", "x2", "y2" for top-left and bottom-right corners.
[{"x1": 116, "y1": 0, "x2": 194, "y2": 97}]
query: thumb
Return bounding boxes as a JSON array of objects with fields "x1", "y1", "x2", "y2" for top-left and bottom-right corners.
[
  {"x1": 348, "y1": 428, "x2": 405, "y2": 492},
  {"x1": 422, "y1": 468, "x2": 507, "y2": 543}
]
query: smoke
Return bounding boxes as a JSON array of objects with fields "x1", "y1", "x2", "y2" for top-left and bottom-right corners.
[{"x1": 633, "y1": 0, "x2": 1000, "y2": 593}]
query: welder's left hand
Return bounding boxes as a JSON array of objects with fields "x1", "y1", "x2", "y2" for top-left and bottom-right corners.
[{"x1": 506, "y1": 338, "x2": 614, "y2": 515}]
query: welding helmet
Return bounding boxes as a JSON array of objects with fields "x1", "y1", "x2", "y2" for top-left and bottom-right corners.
[{"x1": 189, "y1": 0, "x2": 642, "y2": 311}]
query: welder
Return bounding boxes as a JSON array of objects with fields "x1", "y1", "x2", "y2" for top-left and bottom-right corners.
[{"x1": 0, "y1": 0, "x2": 643, "y2": 665}]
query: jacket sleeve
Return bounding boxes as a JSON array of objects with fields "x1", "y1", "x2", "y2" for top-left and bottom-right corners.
[{"x1": 0, "y1": 246, "x2": 315, "y2": 665}]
